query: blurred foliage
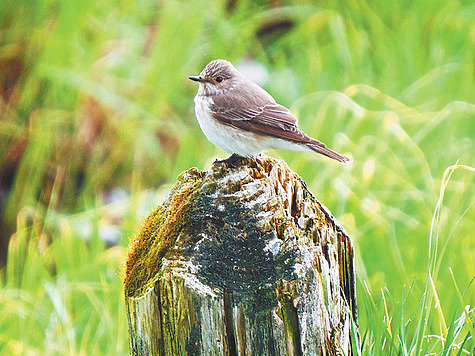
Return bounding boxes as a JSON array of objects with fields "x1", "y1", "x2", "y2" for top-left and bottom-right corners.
[{"x1": 0, "y1": 0, "x2": 474, "y2": 354}]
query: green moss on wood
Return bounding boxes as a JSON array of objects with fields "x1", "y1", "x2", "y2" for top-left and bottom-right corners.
[
  {"x1": 124, "y1": 168, "x2": 205, "y2": 298},
  {"x1": 277, "y1": 280, "x2": 303, "y2": 356}
]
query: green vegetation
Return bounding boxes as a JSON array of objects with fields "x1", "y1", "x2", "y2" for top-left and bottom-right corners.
[{"x1": 1, "y1": 0, "x2": 473, "y2": 354}]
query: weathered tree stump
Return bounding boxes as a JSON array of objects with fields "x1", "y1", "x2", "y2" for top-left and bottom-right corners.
[{"x1": 124, "y1": 154, "x2": 358, "y2": 355}]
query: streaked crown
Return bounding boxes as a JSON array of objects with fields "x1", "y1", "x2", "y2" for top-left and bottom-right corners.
[{"x1": 200, "y1": 59, "x2": 237, "y2": 79}]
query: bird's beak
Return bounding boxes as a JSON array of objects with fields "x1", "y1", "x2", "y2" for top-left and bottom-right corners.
[{"x1": 188, "y1": 75, "x2": 203, "y2": 82}]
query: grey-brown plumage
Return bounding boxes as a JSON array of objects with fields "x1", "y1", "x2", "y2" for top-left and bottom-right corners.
[{"x1": 189, "y1": 59, "x2": 350, "y2": 163}]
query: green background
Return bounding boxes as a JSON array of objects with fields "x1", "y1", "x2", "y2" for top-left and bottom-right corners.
[{"x1": 0, "y1": 0, "x2": 474, "y2": 354}]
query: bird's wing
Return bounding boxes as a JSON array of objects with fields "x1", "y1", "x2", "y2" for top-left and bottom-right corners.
[
  {"x1": 211, "y1": 102, "x2": 326, "y2": 148},
  {"x1": 210, "y1": 98, "x2": 350, "y2": 162}
]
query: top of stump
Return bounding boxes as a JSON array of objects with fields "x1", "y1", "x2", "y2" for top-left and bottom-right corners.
[{"x1": 124, "y1": 154, "x2": 351, "y2": 299}]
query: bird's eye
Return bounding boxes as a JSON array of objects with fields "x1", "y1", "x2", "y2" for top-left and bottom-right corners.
[{"x1": 216, "y1": 76, "x2": 223, "y2": 83}]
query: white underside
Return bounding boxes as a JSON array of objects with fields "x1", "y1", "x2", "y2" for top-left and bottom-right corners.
[{"x1": 194, "y1": 95, "x2": 311, "y2": 157}]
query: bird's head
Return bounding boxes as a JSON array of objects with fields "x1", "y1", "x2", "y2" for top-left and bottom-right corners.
[{"x1": 189, "y1": 59, "x2": 239, "y2": 95}]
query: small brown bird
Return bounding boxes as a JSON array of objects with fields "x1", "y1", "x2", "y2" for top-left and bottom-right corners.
[{"x1": 189, "y1": 59, "x2": 350, "y2": 163}]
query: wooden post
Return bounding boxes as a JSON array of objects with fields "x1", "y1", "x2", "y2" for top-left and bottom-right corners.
[{"x1": 124, "y1": 155, "x2": 358, "y2": 355}]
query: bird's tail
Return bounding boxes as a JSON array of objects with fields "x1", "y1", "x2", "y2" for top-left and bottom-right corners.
[{"x1": 306, "y1": 142, "x2": 351, "y2": 163}]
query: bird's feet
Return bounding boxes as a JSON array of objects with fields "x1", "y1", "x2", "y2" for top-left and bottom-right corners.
[{"x1": 214, "y1": 154, "x2": 247, "y2": 169}]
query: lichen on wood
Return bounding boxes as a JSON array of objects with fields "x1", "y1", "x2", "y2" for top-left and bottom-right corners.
[{"x1": 125, "y1": 154, "x2": 358, "y2": 355}]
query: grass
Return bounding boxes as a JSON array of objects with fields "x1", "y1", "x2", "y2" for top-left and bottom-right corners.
[
  {"x1": 356, "y1": 164, "x2": 474, "y2": 355},
  {"x1": 0, "y1": 0, "x2": 474, "y2": 354}
]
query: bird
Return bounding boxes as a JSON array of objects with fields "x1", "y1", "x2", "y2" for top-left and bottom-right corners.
[{"x1": 189, "y1": 59, "x2": 350, "y2": 163}]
